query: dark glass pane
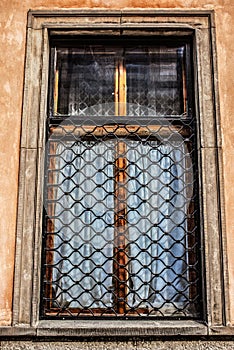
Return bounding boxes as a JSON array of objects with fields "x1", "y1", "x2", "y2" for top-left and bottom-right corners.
[
  {"x1": 56, "y1": 47, "x2": 116, "y2": 116},
  {"x1": 125, "y1": 46, "x2": 186, "y2": 116}
]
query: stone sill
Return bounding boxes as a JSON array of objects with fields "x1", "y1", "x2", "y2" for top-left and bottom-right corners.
[
  {"x1": 36, "y1": 320, "x2": 207, "y2": 337},
  {"x1": 1, "y1": 322, "x2": 234, "y2": 338},
  {"x1": 0, "y1": 321, "x2": 206, "y2": 338}
]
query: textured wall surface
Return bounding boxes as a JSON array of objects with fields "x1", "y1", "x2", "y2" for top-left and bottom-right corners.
[
  {"x1": 0, "y1": 0, "x2": 234, "y2": 334},
  {"x1": 2, "y1": 340, "x2": 234, "y2": 350}
]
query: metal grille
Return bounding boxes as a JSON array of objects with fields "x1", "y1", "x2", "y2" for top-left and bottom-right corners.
[{"x1": 41, "y1": 42, "x2": 201, "y2": 319}]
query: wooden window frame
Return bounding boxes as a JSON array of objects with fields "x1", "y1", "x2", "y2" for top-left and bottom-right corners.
[
  {"x1": 11, "y1": 10, "x2": 228, "y2": 337},
  {"x1": 43, "y1": 43, "x2": 198, "y2": 318}
]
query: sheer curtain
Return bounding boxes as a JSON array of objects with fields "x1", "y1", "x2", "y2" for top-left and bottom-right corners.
[
  {"x1": 52, "y1": 140, "x2": 115, "y2": 308},
  {"x1": 126, "y1": 141, "x2": 189, "y2": 311},
  {"x1": 51, "y1": 140, "x2": 189, "y2": 310}
]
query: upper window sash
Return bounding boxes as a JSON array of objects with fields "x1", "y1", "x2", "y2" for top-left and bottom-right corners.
[{"x1": 49, "y1": 42, "x2": 193, "y2": 120}]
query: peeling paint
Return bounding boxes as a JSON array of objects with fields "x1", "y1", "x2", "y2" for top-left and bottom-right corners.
[
  {"x1": 4, "y1": 82, "x2": 11, "y2": 94},
  {"x1": 4, "y1": 13, "x2": 14, "y2": 28}
]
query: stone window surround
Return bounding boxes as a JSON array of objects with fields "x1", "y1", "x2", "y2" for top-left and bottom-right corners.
[{"x1": 8, "y1": 9, "x2": 231, "y2": 338}]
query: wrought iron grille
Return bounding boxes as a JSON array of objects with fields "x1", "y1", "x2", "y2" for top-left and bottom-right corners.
[{"x1": 41, "y1": 41, "x2": 201, "y2": 319}]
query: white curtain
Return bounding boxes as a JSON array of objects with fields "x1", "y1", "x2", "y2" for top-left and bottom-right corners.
[
  {"x1": 126, "y1": 141, "x2": 189, "y2": 311},
  {"x1": 52, "y1": 140, "x2": 115, "y2": 308},
  {"x1": 51, "y1": 139, "x2": 189, "y2": 311}
]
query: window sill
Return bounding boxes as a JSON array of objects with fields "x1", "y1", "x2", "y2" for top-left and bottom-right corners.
[
  {"x1": 3, "y1": 323, "x2": 234, "y2": 338},
  {"x1": 36, "y1": 320, "x2": 207, "y2": 337}
]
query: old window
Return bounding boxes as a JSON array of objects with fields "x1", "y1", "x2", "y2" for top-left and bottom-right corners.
[
  {"x1": 13, "y1": 11, "x2": 225, "y2": 336},
  {"x1": 41, "y1": 39, "x2": 201, "y2": 319}
]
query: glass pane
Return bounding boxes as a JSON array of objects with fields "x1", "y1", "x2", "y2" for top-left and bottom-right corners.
[
  {"x1": 56, "y1": 47, "x2": 116, "y2": 116},
  {"x1": 125, "y1": 46, "x2": 186, "y2": 116}
]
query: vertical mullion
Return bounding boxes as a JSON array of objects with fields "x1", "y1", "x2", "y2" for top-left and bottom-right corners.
[
  {"x1": 118, "y1": 57, "x2": 127, "y2": 115},
  {"x1": 114, "y1": 154, "x2": 127, "y2": 315},
  {"x1": 114, "y1": 56, "x2": 128, "y2": 315}
]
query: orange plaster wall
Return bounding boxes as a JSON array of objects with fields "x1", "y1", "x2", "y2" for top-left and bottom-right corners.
[
  {"x1": 0, "y1": 0, "x2": 233, "y2": 326},
  {"x1": 215, "y1": 4, "x2": 234, "y2": 325}
]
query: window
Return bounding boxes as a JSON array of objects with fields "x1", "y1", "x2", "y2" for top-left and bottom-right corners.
[
  {"x1": 13, "y1": 11, "x2": 226, "y2": 336},
  {"x1": 41, "y1": 39, "x2": 201, "y2": 318}
]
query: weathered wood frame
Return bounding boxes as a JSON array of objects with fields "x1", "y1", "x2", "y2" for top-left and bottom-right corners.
[
  {"x1": 43, "y1": 49, "x2": 193, "y2": 317},
  {"x1": 11, "y1": 10, "x2": 229, "y2": 337}
]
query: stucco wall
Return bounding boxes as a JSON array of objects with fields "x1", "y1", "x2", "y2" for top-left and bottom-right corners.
[{"x1": 0, "y1": 0, "x2": 233, "y2": 337}]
